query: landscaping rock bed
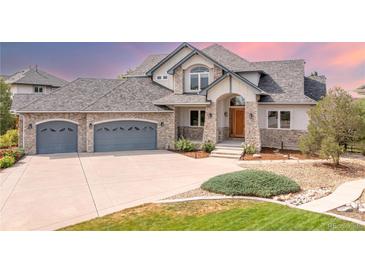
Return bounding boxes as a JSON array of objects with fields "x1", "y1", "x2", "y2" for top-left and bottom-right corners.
[
  {"x1": 273, "y1": 187, "x2": 332, "y2": 206},
  {"x1": 329, "y1": 191, "x2": 365, "y2": 221}
]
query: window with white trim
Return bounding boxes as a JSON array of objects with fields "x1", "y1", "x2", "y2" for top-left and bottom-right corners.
[
  {"x1": 267, "y1": 110, "x2": 291, "y2": 129},
  {"x1": 189, "y1": 66, "x2": 209, "y2": 91},
  {"x1": 34, "y1": 86, "x2": 43, "y2": 93},
  {"x1": 190, "y1": 110, "x2": 205, "y2": 127},
  {"x1": 157, "y1": 75, "x2": 168, "y2": 80}
]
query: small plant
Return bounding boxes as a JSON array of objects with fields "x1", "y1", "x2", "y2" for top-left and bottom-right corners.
[
  {"x1": 0, "y1": 155, "x2": 16, "y2": 169},
  {"x1": 202, "y1": 141, "x2": 215, "y2": 153},
  {"x1": 175, "y1": 137, "x2": 196, "y2": 152},
  {"x1": 0, "y1": 129, "x2": 18, "y2": 148},
  {"x1": 1, "y1": 148, "x2": 25, "y2": 160},
  {"x1": 242, "y1": 143, "x2": 256, "y2": 155}
]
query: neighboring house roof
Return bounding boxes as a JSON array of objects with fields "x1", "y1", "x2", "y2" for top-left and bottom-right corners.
[
  {"x1": 126, "y1": 54, "x2": 168, "y2": 77},
  {"x1": 0, "y1": 75, "x2": 10, "y2": 80},
  {"x1": 17, "y1": 77, "x2": 173, "y2": 112},
  {"x1": 349, "y1": 84, "x2": 365, "y2": 99},
  {"x1": 154, "y1": 94, "x2": 209, "y2": 105},
  {"x1": 5, "y1": 67, "x2": 68, "y2": 87}
]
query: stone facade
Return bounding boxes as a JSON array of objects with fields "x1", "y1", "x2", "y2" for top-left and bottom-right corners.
[
  {"x1": 245, "y1": 101, "x2": 261, "y2": 151},
  {"x1": 203, "y1": 103, "x2": 218, "y2": 143},
  {"x1": 17, "y1": 115, "x2": 23, "y2": 148},
  {"x1": 177, "y1": 126, "x2": 203, "y2": 141},
  {"x1": 21, "y1": 112, "x2": 175, "y2": 154},
  {"x1": 217, "y1": 127, "x2": 229, "y2": 142},
  {"x1": 22, "y1": 113, "x2": 87, "y2": 154},
  {"x1": 213, "y1": 65, "x2": 223, "y2": 80},
  {"x1": 174, "y1": 66, "x2": 183, "y2": 94},
  {"x1": 260, "y1": 128, "x2": 306, "y2": 150}
]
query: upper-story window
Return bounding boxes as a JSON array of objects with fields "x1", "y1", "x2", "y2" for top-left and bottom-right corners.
[
  {"x1": 34, "y1": 86, "x2": 43, "y2": 93},
  {"x1": 157, "y1": 75, "x2": 168, "y2": 80},
  {"x1": 189, "y1": 66, "x2": 209, "y2": 91}
]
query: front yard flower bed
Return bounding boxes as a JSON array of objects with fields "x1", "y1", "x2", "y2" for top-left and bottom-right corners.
[
  {"x1": 241, "y1": 147, "x2": 319, "y2": 161},
  {"x1": 0, "y1": 148, "x2": 24, "y2": 169}
]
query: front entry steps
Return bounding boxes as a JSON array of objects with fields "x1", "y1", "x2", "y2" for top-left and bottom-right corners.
[{"x1": 210, "y1": 139, "x2": 244, "y2": 159}]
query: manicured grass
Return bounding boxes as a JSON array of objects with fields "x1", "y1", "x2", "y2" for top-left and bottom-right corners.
[
  {"x1": 201, "y1": 170, "x2": 300, "y2": 198},
  {"x1": 60, "y1": 200, "x2": 364, "y2": 231}
]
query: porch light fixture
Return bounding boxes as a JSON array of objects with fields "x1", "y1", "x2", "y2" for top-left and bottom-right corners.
[
  {"x1": 224, "y1": 111, "x2": 228, "y2": 117},
  {"x1": 208, "y1": 113, "x2": 213, "y2": 118},
  {"x1": 89, "y1": 123, "x2": 93, "y2": 129},
  {"x1": 160, "y1": 122, "x2": 164, "y2": 127},
  {"x1": 249, "y1": 113, "x2": 254, "y2": 120},
  {"x1": 28, "y1": 123, "x2": 32, "y2": 129}
]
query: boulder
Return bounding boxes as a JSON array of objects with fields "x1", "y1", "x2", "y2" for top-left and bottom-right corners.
[{"x1": 337, "y1": 206, "x2": 353, "y2": 212}]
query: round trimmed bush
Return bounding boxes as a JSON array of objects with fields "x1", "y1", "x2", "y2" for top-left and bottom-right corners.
[{"x1": 201, "y1": 169, "x2": 300, "y2": 198}]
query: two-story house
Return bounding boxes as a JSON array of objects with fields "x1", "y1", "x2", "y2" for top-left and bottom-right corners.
[{"x1": 13, "y1": 42, "x2": 326, "y2": 155}]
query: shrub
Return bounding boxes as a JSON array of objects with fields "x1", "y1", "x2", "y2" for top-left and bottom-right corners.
[
  {"x1": 242, "y1": 143, "x2": 256, "y2": 155},
  {"x1": 1, "y1": 148, "x2": 24, "y2": 161},
  {"x1": 202, "y1": 141, "x2": 215, "y2": 153},
  {"x1": 201, "y1": 169, "x2": 300, "y2": 198},
  {"x1": 0, "y1": 129, "x2": 18, "y2": 148},
  {"x1": 175, "y1": 137, "x2": 196, "y2": 152},
  {"x1": 0, "y1": 155, "x2": 16, "y2": 169}
]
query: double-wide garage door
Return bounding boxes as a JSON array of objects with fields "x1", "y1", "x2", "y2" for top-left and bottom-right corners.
[
  {"x1": 94, "y1": 120, "x2": 157, "y2": 152},
  {"x1": 36, "y1": 121, "x2": 78, "y2": 154}
]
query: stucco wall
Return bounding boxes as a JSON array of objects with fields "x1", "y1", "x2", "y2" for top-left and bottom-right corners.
[
  {"x1": 21, "y1": 112, "x2": 175, "y2": 154},
  {"x1": 10, "y1": 84, "x2": 54, "y2": 95},
  {"x1": 258, "y1": 104, "x2": 311, "y2": 130}
]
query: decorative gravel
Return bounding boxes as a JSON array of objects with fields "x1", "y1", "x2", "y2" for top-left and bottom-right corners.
[{"x1": 242, "y1": 158, "x2": 365, "y2": 190}]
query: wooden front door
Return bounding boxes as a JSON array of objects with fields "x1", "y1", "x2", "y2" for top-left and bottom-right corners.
[{"x1": 230, "y1": 108, "x2": 245, "y2": 138}]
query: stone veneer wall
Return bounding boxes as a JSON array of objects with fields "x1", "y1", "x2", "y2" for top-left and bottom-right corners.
[
  {"x1": 177, "y1": 126, "x2": 203, "y2": 141},
  {"x1": 86, "y1": 112, "x2": 175, "y2": 152},
  {"x1": 260, "y1": 129, "x2": 307, "y2": 150},
  {"x1": 22, "y1": 113, "x2": 87, "y2": 154},
  {"x1": 21, "y1": 112, "x2": 175, "y2": 154},
  {"x1": 203, "y1": 103, "x2": 218, "y2": 143},
  {"x1": 213, "y1": 65, "x2": 223, "y2": 80},
  {"x1": 18, "y1": 115, "x2": 23, "y2": 148},
  {"x1": 174, "y1": 66, "x2": 183, "y2": 94},
  {"x1": 217, "y1": 127, "x2": 229, "y2": 142},
  {"x1": 245, "y1": 102, "x2": 261, "y2": 151}
]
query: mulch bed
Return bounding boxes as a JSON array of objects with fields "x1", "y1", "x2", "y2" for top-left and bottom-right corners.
[
  {"x1": 241, "y1": 147, "x2": 319, "y2": 161},
  {"x1": 172, "y1": 150, "x2": 210, "y2": 159}
]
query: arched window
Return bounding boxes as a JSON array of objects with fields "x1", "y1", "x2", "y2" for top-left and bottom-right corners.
[
  {"x1": 230, "y1": 96, "x2": 245, "y2": 106},
  {"x1": 189, "y1": 66, "x2": 209, "y2": 91}
]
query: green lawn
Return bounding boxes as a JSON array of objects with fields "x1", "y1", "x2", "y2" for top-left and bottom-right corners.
[{"x1": 60, "y1": 200, "x2": 364, "y2": 231}]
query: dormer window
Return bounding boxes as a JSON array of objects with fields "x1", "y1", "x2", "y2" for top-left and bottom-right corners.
[
  {"x1": 189, "y1": 66, "x2": 209, "y2": 91},
  {"x1": 34, "y1": 86, "x2": 43, "y2": 93}
]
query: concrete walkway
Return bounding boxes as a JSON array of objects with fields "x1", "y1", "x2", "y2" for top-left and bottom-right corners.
[{"x1": 298, "y1": 179, "x2": 365, "y2": 212}]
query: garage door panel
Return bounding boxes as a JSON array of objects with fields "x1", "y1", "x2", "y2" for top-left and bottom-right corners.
[
  {"x1": 94, "y1": 121, "x2": 157, "y2": 152},
  {"x1": 36, "y1": 121, "x2": 78, "y2": 154}
]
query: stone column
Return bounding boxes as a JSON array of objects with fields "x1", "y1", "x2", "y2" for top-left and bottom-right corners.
[
  {"x1": 18, "y1": 115, "x2": 23, "y2": 148},
  {"x1": 86, "y1": 114, "x2": 94, "y2": 152},
  {"x1": 174, "y1": 66, "x2": 184, "y2": 94},
  {"x1": 203, "y1": 103, "x2": 218, "y2": 143},
  {"x1": 245, "y1": 101, "x2": 261, "y2": 151}
]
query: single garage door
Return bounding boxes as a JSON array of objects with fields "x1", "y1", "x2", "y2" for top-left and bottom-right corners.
[
  {"x1": 36, "y1": 121, "x2": 78, "y2": 154},
  {"x1": 94, "y1": 120, "x2": 157, "y2": 152}
]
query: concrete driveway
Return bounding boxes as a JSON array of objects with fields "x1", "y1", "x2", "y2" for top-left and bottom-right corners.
[{"x1": 0, "y1": 150, "x2": 241, "y2": 230}]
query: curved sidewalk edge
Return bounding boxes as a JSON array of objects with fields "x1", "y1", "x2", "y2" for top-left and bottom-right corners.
[{"x1": 298, "y1": 179, "x2": 365, "y2": 213}]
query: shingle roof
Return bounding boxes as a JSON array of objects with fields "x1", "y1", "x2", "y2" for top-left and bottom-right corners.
[
  {"x1": 17, "y1": 78, "x2": 123, "y2": 112},
  {"x1": 5, "y1": 67, "x2": 68, "y2": 87},
  {"x1": 154, "y1": 94, "x2": 209, "y2": 105},
  {"x1": 201, "y1": 44, "x2": 251, "y2": 71},
  {"x1": 17, "y1": 77, "x2": 173, "y2": 112},
  {"x1": 304, "y1": 75, "x2": 327, "y2": 101},
  {"x1": 11, "y1": 94, "x2": 44, "y2": 112},
  {"x1": 85, "y1": 77, "x2": 172, "y2": 112},
  {"x1": 126, "y1": 54, "x2": 168, "y2": 76}
]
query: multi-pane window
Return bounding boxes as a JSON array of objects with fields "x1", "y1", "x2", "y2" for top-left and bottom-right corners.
[
  {"x1": 267, "y1": 110, "x2": 291, "y2": 129},
  {"x1": 34, "y1": 86, "x2": 43, "y2": 93},
  {"x1": 189, "y1": 66, "x2": 209, "y2": 91},
  {"x1": 157, "y1": 75, "x2": 168, "y2": 80},
  {"x1": 190, "y1": 110, "x2": 206, "y2": 127}
]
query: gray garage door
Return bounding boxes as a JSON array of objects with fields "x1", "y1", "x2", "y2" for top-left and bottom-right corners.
[
  {"x1": 94, "y1": 120, "x2": 157, "y2": 152},
  {"x1": 36, "y1": 121, "x2": 78, "y2": 154}
]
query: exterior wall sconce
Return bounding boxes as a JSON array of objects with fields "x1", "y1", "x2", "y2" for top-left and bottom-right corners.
[
  {"x1": 224, "y1": 111, "x2": 228, "y2": 117},
  {"x1": 28, "y1": 123, "x2": 32, "y2": 129},
  {"x1": 249, "y1": 113, "x2": 254, "y2": 120},
  {"x1": 160, "y1": 122, "x2": 164, "y2": 127},
  {"x1": 89, "y1": 123, "x2": 93, "y2": 129},
  {"x1": 208, "y1": 113, "x2": 213, "y2": 118}
]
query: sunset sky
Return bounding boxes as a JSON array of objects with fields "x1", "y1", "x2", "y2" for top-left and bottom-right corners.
[{"x1": 1, "y1": 42, "x2": 364, "y2": 90}]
